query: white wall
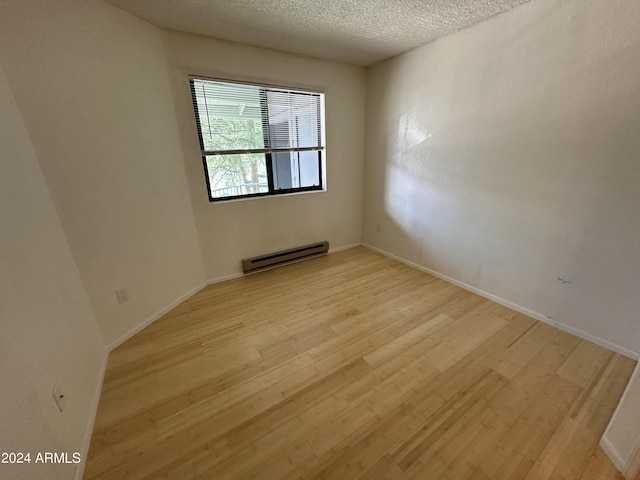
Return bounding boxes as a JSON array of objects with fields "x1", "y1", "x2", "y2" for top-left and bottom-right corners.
[
  {"x1": 0, "y1": 0, "x2": 206, "y2": 346},
  {"x1": 164, "y1": 31, "x2": 366, "y2": 281},
  {"x1": 363, "y1": 0, "x2": 640, "y2": 356},
  {"x1": 602, "y1": 363, "x2": 640, "y2": 479},
  {"x1": 1, "y1": 0, "x2": 637, "y2": 477},
  {"x1": 0, "y1": 59, "x2": 105, "y2": 480}
]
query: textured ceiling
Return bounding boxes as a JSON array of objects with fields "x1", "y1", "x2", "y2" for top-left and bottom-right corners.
[{"x1": 107, "y1": 0, "x2": 534, "y2": 66}]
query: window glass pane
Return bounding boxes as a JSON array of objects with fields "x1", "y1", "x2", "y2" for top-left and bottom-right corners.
[
  {"x1": 205, "y1": 154, "x2": 268, "y2": 198},
  {"x1": 193, "y1": 80, "x2": 265, "y2": 151},
  {"x1": 298, "y1": 151, "x2": 321, "y2": 187},
  {"x1": 272, "y1": 152, "x2": 294, "y2": 190},
  {"x1": 271, "y1": 151, "x2": 320, "y2": 190}
]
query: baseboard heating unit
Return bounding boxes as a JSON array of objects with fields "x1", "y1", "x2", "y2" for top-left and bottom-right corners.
[{"x1": 242, "y1": 241, "x2": 329, "y2": 274}]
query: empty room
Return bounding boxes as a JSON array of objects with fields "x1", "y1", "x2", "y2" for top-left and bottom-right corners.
[{"x1": 1, "y1": 0, "x2": 639, "y2": 479}]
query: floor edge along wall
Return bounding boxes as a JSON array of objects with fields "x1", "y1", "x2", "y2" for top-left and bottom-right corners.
[
  {"x1": 82, "y1": 244, "x2": 638, "y2": 479},
  {"x1": 362, "y1": 243, "x2": 639, "y2": 361}
]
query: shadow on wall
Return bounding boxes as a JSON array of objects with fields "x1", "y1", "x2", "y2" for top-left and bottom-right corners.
[{"x1": 368, "y1": 2, "x2": 640, "y2": 353}]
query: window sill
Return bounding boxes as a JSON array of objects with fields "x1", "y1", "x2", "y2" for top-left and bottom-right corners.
[{"x1": 207, "y1": 187, "x2": 326, "y2": 204}]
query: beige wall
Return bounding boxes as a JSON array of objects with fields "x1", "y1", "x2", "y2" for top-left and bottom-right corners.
[
  {"x1": 0, "y1": 59, "x2": 105, "y2": 480},
  {"x1": 363, "y1": 0, "x2": 640, "y2": 356},
  {"x1": 0, "y1": 0, "x2": 206, "y2": 346},
  {"x1": 164, "y1": 31, "x2": 366, "y2": 281}
]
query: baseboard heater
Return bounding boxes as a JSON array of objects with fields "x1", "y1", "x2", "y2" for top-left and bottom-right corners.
[{"x1": 242, "y1": 241, "x2": 329, "y2": 274}]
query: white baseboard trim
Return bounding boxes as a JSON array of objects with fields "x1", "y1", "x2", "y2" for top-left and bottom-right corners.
[
  {"x1": 107, "y1": 282, "x2": 207, "y2": 351},
  {"x1": 329, "y1": 242, "x2": 362, "y2": 253},
  {"x1": 624, "y1": 442, "x2": 640, "y2": 480},
  {"x1": 79, "y1": 282, "x2": 206, "y2": 476},
  {"x1": 75, "y1": 347, "x2": 110, "y2": 480},
  {"x1": 206, "y1": 243, "x2": 363, "y2": 284},
  {"x1": 207, "y1": 272, "x2": 244, "y2": 285},
  {"x1": 78, "y1": 243, "x2": 636, "y2": 478},
  {"x1": 601, "y1": 362, "x2": 640, "y2": 479},
  {"x1": 105, "y1": 244, "x2": 364, "y2": 349},
  {"x1": 600, "y1": 437, "x2": 627, "y2": 476},
  {"x1": 362, "y1": 243, "x2": 639, "y2": 360}
]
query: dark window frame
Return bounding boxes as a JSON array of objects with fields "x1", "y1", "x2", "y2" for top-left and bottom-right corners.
[{"x1": 189, "y1": 76, "x2": 325, "y2": 202}]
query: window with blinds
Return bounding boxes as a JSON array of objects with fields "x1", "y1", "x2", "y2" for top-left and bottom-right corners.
[{"x1": 189, "y1": 76, "x2": 325, "y2": 201}]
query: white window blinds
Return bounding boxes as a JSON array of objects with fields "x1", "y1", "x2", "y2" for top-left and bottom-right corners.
[{"x1": 190, "y1": 77, "x2": 324, "y2": 156}]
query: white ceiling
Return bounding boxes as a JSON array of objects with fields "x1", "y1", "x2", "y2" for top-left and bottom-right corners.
[{"x1": 107, "y1": 0, "x2": 534, "y2": 66}]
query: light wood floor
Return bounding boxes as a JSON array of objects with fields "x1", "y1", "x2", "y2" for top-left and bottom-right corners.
[{"x1": 84, "y1": 247, "x2": 636, "y2": 479}]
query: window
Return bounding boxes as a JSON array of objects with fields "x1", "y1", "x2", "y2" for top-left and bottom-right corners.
[{"x1": 189, "y1": 76, "x2": 325, "y2": 201}]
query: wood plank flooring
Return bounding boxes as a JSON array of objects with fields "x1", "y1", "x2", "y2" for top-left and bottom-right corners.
[{"x1": 84, "y1": 247, "x2": 636, "y2": 479}]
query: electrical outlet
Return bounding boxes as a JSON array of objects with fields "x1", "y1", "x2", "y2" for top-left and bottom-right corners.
[
  {"x1": 52, "y1": 384, "x2": 66, "y2": 412},
  {"x1": 115, "y1": 287, "x2": 129, "y2": 304}
]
